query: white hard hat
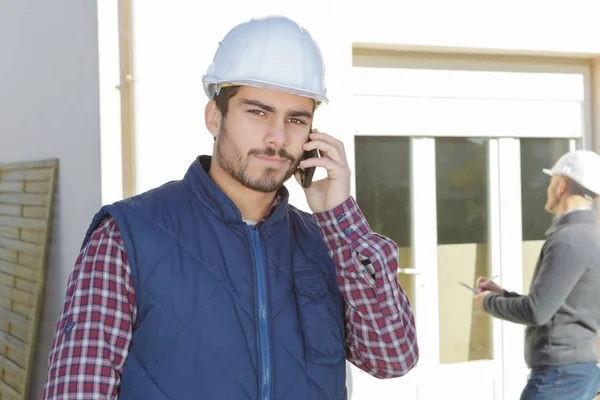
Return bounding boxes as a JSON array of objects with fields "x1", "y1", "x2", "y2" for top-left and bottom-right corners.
[
  {"x1": 202, "y1": 16, "x2": 328, "y2": 104},
  {"x1": 543, "y1": 150, "x2": 600, "y2": 196}
]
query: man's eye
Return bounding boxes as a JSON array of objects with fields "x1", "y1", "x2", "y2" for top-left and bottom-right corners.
[
  {"x1": 290, "y1": 118, "x2": 305, "y2": 125},
  {"x1": 250, "y1": 110, "x2": 265, "y2": 116}
]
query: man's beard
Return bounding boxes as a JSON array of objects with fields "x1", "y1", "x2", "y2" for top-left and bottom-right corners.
[
  {"x1": 215, "y1": 125, "x2": 300, "y2": 193},
  {"x1": 544, "y1": 188, "x2": 559, "y2": 213}
]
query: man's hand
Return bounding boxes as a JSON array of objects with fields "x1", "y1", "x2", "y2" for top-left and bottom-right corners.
[
  {"x1": 476, "y1": 276, "x2": 503, "y2": 294},
  {"x1": 474, "y1": 290, "x2": 491, "y2": 311},
  {"x1": 294, "y1": 129, "x2": 351, "y2": 213}
]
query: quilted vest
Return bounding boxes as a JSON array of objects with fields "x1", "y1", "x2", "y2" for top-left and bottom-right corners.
[{"x1": 84, "y1": 156, "x2": 347, "y2": 400}]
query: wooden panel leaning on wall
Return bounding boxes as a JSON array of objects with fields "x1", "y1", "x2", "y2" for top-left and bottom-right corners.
[{"x1": 0, "y1": 159, "x2": 58, "y2": 400}]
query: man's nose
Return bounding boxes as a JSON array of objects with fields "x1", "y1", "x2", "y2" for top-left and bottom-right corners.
[{"x1": 264, "y1": 120, "x2": 287, "y2": 148}]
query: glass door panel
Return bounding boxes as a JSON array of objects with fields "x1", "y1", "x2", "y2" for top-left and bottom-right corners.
[{"x1": 435, "y1": 138, "x2": 493, "y2": 364}]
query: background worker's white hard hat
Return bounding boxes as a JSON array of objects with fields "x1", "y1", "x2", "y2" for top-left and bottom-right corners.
[
  {"x1": 202, "y1": 16, "x2": 328, "y2": 104},
  {"x1": 543, "y1": 150, "x2": 600, "y2": 196}
]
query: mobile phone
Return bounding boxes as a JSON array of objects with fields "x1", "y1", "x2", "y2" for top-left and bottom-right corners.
[
  {"x1": 299, "y1": 148, "x2": 319, "y2": 188},
  {"x1": 458, "y1": 281, "x2": 479, "y2": 294},
  {"x1": 299, "y1": 129, "x2": 319, "y2": 188}
]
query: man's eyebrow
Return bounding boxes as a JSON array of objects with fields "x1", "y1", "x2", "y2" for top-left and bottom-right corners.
[
  {"x1": 239, "y1": 99, "x2": 276, "y2": 113},
  {"x1": 288, "y1": 110, "x2": 314, "y2": 120},
  {"x1": 239, "y1": 99, "x2": 313, "y2": 119}
]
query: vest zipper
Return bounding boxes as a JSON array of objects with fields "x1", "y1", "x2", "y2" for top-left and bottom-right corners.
[{"x1": 249, "y1": 227, "x2": 272, "y2": 400}]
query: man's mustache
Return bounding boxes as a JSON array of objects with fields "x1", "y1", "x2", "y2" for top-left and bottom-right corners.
[{"x1": 248, "y1": 147, "x2": 296, "y2": 163}]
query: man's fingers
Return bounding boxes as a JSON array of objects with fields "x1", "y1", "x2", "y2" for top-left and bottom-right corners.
[
  {"x1": 475, "y1": 276, "x2": 488, "y2": 288},
  {"x1": 306, "y1": 131, "x2": 348, "y2": 164},
  {"x1": 302, "y1": 140, "x2": 345, "y2": 165}
]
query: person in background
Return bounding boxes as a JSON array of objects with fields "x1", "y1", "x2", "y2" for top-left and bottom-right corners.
[
  {"x1": 42, "y1": 15, "x2": 418, "y2": 399},
  {"x1": 475, "y1": 150, "x2": 600, "y2": 400}
]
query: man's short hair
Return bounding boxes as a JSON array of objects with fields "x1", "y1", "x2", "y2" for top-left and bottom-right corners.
[{"x1": 213, "y1": 86, "x2": 240, "y2": 118}]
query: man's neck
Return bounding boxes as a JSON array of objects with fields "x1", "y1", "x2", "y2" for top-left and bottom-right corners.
[
  {"x1": 208, "y1": 159, "x2": 276, "y2": 221},
  {"x1": 554, "y1": 196, "x2": 591, "y2": 217}
]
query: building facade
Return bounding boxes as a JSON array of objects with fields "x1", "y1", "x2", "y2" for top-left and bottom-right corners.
[{"x1": 3, "y1": 1, "x2": 600, "y2": 398}]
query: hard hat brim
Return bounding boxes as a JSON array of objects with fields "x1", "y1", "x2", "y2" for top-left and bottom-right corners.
[
  {"x1": 542, "y1": 167, "x2": 599, "y2": 196},
  {"x1": 203, "y1": 76, "x2": 329, "y2": 104}
]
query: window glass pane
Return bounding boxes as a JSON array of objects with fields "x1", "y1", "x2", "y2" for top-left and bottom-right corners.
[
  {"x1": 355, "y1": 136, "x2": 414, "y2": 308},
  {"x1": 435, "y1": 137, "x2": 492, "y2": 364}
]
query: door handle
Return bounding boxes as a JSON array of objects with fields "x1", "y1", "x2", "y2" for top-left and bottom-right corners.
[{"x1": 398, "y1": 268, "x2": 421, "y2": 275}]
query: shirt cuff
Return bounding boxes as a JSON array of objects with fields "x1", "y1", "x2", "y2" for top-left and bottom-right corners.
[
  {"x1": 483, "y1": 292, "x2": 501, "y2": 314},
  {"x1": 312, "y1": 196, "x2": 370, "y2": 245}
]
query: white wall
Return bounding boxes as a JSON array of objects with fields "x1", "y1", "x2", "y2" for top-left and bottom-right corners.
[
  {"x1": 98, "y1": 1, "x2": 124, "y2": 205},
  {"x1": 349, "y1": 0, "x2": 600, "y2": 56},
  {"x1": 0, "y1": 1, "x2": 102, "y2": 398}
]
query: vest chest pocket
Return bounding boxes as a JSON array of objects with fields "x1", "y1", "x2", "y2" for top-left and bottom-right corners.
[{"x1": 293, "y1": 268, "x2": 345, "y2": 364}]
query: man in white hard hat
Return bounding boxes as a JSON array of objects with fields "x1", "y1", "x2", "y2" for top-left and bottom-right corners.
[
  {"x1": 42, "y1": 16, "x2": 418, "y2": 399},
  {"x1": 475, "y1": 150, "x2": 600, "y2": 399}
]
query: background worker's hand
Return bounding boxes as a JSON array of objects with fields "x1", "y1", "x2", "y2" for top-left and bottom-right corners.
[
  {"x1": 474, "y1": 290, "x2": 491, "y2": 311},
  {"x1": 476, "y1": 276, "x2": 503, "y2": 294}
]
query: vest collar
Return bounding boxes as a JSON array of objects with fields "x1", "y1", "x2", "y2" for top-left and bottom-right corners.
[{"x1": 182, "y1": 156, "x2": 290, "y2": 226}]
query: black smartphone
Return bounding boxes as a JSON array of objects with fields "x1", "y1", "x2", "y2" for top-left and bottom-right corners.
[
  {"x1": 300, "y1": 148, "x2": 319, "y2": 188},
  {"x1": 299, "y1": 128, "x2": 319, "y2": 188}
]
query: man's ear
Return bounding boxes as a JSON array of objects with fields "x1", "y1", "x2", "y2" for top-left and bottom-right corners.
[
  {"x1": 205, "y1": 100, "x2": 222, "y2": 139},
  {"x1": 557, "y1": 177, "x2": 568, "y2": 196}
]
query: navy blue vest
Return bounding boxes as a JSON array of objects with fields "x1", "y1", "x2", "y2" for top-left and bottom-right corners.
[{"x1": 84, "y1": 156, "x2": 347, "y2": 399}]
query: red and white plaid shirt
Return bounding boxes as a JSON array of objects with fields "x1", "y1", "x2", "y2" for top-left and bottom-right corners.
[{"x1": 42, "y1": 195, "x2": 418, "y2": 399}]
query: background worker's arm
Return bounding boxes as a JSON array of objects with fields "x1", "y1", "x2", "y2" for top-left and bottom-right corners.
[{"x1": 484, "y1": 240, "x2": 587, "y2": 326}]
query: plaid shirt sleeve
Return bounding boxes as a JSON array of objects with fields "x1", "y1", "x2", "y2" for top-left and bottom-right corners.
[
  {"x1": 313, "y1": 196, "x2": 419, "y2": 378},
  {"x1": 41, "y1": 217, "x2": 136, "y2": 399}
]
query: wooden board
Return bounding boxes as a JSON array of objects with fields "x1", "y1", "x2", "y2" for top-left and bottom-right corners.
[{"x1": 0, "y1": 159, "x2": 58, "y2": 399}]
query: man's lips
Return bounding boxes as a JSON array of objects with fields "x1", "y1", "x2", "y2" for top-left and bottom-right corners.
[{"x1": 254, "y1": 155, "x2": 290, "y2": 164}]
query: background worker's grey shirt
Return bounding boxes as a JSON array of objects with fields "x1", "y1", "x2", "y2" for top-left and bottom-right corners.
[{"x1": 484, "y1": 209, "x2": 600, "y2": 368}]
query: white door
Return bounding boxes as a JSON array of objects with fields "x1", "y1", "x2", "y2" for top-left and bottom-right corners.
[{"x1": 347, "y1": 61, "x2": 588, "y2": 399}]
